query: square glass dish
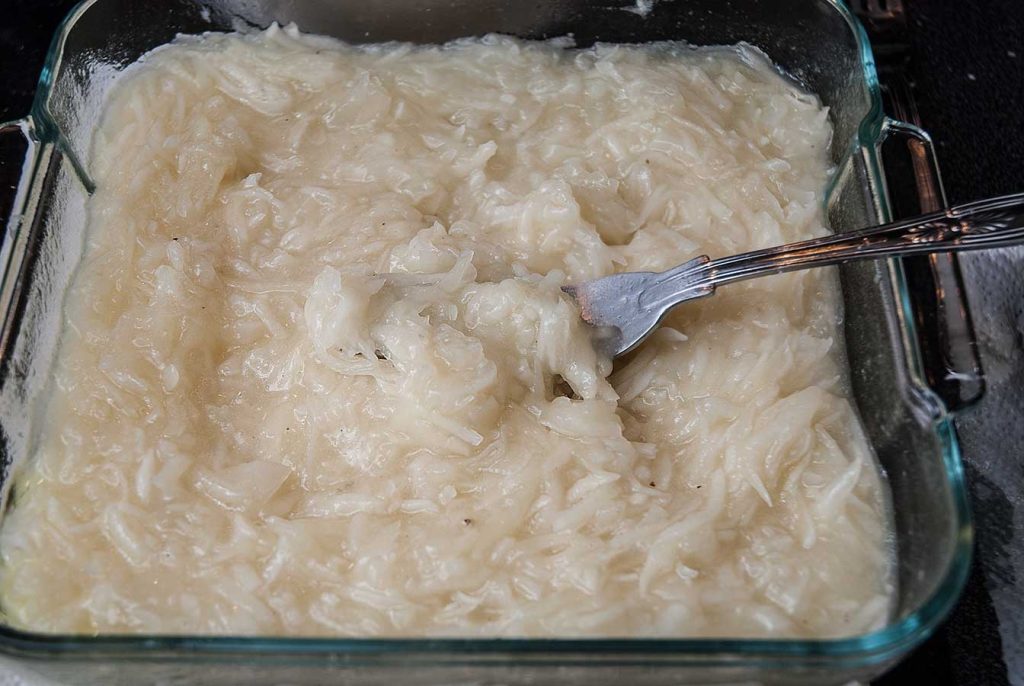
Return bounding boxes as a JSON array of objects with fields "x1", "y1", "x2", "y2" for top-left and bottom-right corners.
[{"x1": 0, "y1": 0, "x2": 973, "y2": 683}]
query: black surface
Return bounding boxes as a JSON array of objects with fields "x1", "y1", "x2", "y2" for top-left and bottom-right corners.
[
  {"x1": 874, "y1": 2, "x2": 1023, "y2": 685},
  {"x1": 1, "y1": 1, "x2": 1023, "y2": 684}
]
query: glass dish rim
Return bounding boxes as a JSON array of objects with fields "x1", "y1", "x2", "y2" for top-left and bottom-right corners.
[{"x1": 0, "y1": 0, "x2": 973, "y2": 667}]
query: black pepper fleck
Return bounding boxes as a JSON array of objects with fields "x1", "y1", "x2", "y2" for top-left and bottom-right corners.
[
  {"x1": 463, "y1": 518, "x2": 473, "y2": 525},
  {"x1": 649, "y1": 482, "x2": 656, "y2": 488}
]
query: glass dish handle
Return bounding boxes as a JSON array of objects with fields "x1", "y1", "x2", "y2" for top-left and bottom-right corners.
[
  {"x1": 0, "y1": 118, "x2": 44, "y2": 363},
  {"x1": 881, "y1": 118, "x2": 986, "y2": 412},
  {"x1": 0, "y1": 119, "x2": 40, "y2": 243}
]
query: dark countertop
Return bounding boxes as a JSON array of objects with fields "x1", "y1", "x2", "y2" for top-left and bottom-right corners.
[
  {"x1": 874, "y1": 3, "x2": 1023, "y2": 684},
  {"x1": 2, "y1": 1, "x2": 1022, "y2": 684}
]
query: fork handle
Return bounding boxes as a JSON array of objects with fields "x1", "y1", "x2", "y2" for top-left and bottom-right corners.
[{"x1": 701, "y1": 191, "x2": 1024, "y2": 287}]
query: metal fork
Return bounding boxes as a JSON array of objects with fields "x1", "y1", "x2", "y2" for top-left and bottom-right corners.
[{"x1": 564, "y1": 192, "x2": 1024, "y2": 358}]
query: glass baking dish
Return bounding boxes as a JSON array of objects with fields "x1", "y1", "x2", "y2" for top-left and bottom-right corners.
[{"x1": 0, "y1": 0, "x2": 973, "y2": 683}]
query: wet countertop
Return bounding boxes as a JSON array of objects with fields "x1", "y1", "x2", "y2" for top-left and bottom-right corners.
[{"x1": 2, "y1": 1, "x2": 1023, "y2": 683}]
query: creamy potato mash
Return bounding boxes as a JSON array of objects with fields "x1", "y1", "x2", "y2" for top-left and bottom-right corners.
[{"x1": 0, "y1": 25, "x2": 892, "y2": 637}]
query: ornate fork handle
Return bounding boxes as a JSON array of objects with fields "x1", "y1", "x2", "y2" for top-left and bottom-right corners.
[{"x1": 641, "y1": 192, "x2": 1024, "y2": 312}]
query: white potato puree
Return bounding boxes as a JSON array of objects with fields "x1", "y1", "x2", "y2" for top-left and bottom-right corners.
[{"x1": 0, "y1": 25, "x2": 892, "y2": 637}]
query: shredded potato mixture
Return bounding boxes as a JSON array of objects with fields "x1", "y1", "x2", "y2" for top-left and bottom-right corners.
[{"x1": 0, "y1": 25, "x2": 892, "y2": 637}]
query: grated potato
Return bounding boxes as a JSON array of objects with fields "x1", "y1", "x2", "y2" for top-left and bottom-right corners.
[{"x1": 0, "y1": 25, "x2": 892, "y2": 638}]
